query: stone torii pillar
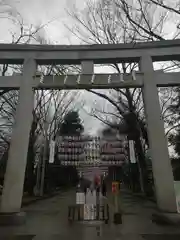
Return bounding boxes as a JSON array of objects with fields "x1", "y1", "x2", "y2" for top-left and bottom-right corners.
[
  {"x1": 140, "y1": 56, "x2": 177, "y2": 213},
  {"x1": 0, "y1": 59, "x2": 36, "y2": 220}
]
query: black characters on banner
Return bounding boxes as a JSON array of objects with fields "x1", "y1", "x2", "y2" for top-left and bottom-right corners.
[{"x1": 56, "y1": 135, "x2": 125, "y2": 166}]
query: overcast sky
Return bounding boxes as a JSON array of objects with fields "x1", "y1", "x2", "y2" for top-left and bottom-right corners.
[
  {"x1": 2, "y1": 0, "x2": 176, "y2": 138},
  {"x1": 0, "y1": 0, "x2": 109, "y2": 135},
  {"x1": 0, "y1": 0, "x2": 177, "y2": 158}
]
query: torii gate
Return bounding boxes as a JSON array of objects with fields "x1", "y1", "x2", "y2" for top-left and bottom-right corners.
[{"x1": 0, "y1": 40, "x2": 180, "y2": 222}]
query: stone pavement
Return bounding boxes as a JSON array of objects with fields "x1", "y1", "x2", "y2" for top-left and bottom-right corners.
[{"x1": 0, "y1": 188, "x2": 180, "y2": 240}]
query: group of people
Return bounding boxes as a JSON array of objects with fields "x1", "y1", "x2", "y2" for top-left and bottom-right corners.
[{"x1": 83, "y1": 175, "x2": 107, "y2": 197}]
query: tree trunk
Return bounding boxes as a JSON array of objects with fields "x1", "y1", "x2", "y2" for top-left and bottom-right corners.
[
  {"x1": 25, "y1": 140, "x2": 35, "y2": 195},
  {"x1": 125, "y1": 111, "x2": 149, "y2": 194},
  {"x1": 24, "y1": 120, "x2": 37, "y2": 196},
  {"x1": 134, "y1": 135, "x2": 148, "y2": 193}
]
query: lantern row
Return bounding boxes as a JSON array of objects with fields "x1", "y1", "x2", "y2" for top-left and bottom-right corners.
[
  {"x1": 58, "y1": 148, "x2": 84, "y2": 153},
  {"x1": 100, "y1": 149, "x2": 125, "y2": 154},
  {"x1": 57, "y1": 141, "x2": 123, "y2": 148},
  {"x1": 56, "y1": 136, "x2": 123, "y2": 143},
  {"x1": 58, "y1": 153, "x2": 125, "y2": 160},
  {"x1": 57, "y1": 147, "x2": 103, "y2": 152},
  {"x1": 101, "y1": 154, "x2": 125, "y2": 160},
  {"x1": 58, "y1": 145, "x2": 124, "y2": 152},
  {"x1": 58, "y1": 155, "x2": 101, "y2": 160},
  {"x1": 57, "y1": 142, "x2": 101, "y2": 148},
  {"x1": 58, "y1": 154, "x2": 84, "y2": 160},
  {"x1": 57, "y1": 135, "x2": 124, "y2": 141},
  {"x1": 60, "y1": 161, "x2": 123, "y2": 166},
  {"x1": 57, "y1": 148, "x2": 125, "y2": 154},
  {"x1": 57, "y1": 136, "x2": 100, "y2": 142}
]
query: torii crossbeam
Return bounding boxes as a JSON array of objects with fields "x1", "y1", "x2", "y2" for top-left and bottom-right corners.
[{"x1": 0, "y1": 39, "x2": 180, "y2": 225}]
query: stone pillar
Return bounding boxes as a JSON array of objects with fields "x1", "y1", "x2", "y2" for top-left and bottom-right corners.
[
  {"x1": 81, "y1": 61, "x2": 94, "y2": 74},
  {"x1": 0, "y1": 58, "x2": 36, "y2": 213},
  {"x1": 140, "y1": 56, "x2": 177, "y2": 212}
]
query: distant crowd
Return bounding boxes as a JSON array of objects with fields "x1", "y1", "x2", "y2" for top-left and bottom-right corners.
[{"x1": 78, "y1": 174, "x2": 107, "y2": 197}]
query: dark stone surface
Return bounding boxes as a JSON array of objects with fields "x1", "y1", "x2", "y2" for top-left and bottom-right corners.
[
  {"x1": 0, "y1": 235, "x2": 35, "y2": 240},
  {"x1": 0, "y1": 212, "x2": 26, "y2": 226},
  {"x1": 142, "y1": 234, "x2": 180, "y2": 240},
  {"x1": 1, "y1": 190, "x2": 180, "y2": 240},
  {"x1": 152, "y1": 212, "x2": 180, "y2": 225},
  {"x1": 113, "y1": 212, "x2": 122, "y2": 224}
]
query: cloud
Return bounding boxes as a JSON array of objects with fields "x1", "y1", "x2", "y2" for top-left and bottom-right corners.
[{"x1": 0, "y1": 0, "x2": 111, "y2": 136}]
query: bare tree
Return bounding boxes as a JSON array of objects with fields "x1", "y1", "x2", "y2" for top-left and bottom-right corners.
[
  {"x1": 67, "y1": 0, "x2": 180, "y2": 140},
  {"x1": 0, "y1": 7, "x2": 82, "y2": 194},
  {"x1": 67, "y1": 0, "x2": 180, "y2": 193}
]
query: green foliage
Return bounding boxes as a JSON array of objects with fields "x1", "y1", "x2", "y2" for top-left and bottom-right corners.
[{"x1": 59, "y1": 110, "x2": 84, "y2": 136}]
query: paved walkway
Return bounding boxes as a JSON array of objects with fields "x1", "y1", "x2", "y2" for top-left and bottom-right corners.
[{"x1": 0, "y1": 189, "x2": 180, "y2": 239}]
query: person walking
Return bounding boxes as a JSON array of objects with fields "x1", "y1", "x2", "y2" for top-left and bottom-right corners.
[
  {"x1": 102, "y1": 179, "x2": 107, "y2": 196},
  {"x1": 94, "y1": 175, "x2": 100, "y2": 191},
  {"x1": 84, "y1": 185, "x2": 87, "y2": 195},
  {"x1": 90, "y1": 182, "x2": 94, "y2": 194}
]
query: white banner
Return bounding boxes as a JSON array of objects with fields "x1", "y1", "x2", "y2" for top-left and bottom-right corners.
[
  {"x1": 129, "y1": 140, "x2": 136, "y2": 163},
  {"x1": 49, "y1": 140, "x2": 55, "y2": 163},
  {"x1": 76, "y1": 192, "x2": 85, "y2": 204},
  {"x1": 84, "y1": 204, "x2": 96, "y2": 220},
  {"x1": 86, "y1": 189, "x2": 96, "y2": 205}
]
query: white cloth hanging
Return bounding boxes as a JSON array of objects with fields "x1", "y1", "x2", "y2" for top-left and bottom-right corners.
[
  {"x1": 76, "y1": 192, "x2": 85, "y2": 204},
  {"x1": 84, "y1": 204, "x2": 95, "y2": 220},
  {"x1": 86, "y1": 189, "x2": 96, "y2": 205}
]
